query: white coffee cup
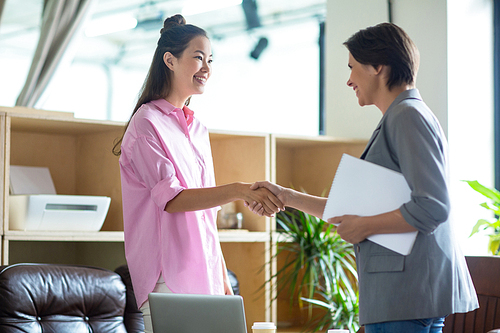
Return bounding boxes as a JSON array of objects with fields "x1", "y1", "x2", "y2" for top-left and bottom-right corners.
[
  {"x1": 327, "y1": 330, "x2": 349, "y2": 333},
  {"x1": 252, "y1": 322, "x2": 276, "y2": 333}
]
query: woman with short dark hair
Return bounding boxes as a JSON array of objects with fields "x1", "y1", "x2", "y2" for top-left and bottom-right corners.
[
  {"x1": 344, "y1": 23, "x2": 419, "y2": 91},
  {"x1": 250, "y1": 23, "x2": 478, "y2": 333}
]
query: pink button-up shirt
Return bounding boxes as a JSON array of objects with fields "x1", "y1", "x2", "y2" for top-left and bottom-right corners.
[{"x1": 119, "y1": 99, "x2": 224, "y2": 308}]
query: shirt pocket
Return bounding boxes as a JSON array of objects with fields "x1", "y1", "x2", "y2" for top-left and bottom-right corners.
[{"x1": 363, "y1": 253, "x2": 405, "y2": 273}]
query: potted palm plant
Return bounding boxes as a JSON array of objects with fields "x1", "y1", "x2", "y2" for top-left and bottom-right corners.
[
  {"x1": 464, "y1": 180, "x2": 500, "y2": 255},
  {"x1": 272, "y1": 208, "x2": 359, "y2": 332}
]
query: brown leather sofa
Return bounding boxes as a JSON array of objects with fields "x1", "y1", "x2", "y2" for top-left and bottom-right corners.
[
  {"x1": 0, "y1": 262, "x2": 240, "y2": 333},
  {"x1": 0, "y1": 263, "x2": 144, "y2": 333},
  {"x1": 443, "y1": 256, "x2": 500, "y2": 333}
]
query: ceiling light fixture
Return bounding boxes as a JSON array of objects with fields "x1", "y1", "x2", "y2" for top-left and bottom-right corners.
[
  {"x1": 182, "y1": 0, "x2": 242, "y2": 16},
  {"x1": 85, "y1": 14, "x2": 138, "y2": 38},
  {"x1": 241, "y1": 0, "x2": 261, "y2": 30},
  {"x1": 136, "y1": 11, "x2": 164, "y2": 31},
  {"x1": 250, "y1": 36, "x2": 268, "y2": 60}
]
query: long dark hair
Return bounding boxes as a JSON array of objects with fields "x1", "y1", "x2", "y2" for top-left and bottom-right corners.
[
  {"x1": 343, "y1": 23, "x2": 419, "y2": 91},
  {"x1": 113, "y1": 14, "x2": 208, "y2": 156}
]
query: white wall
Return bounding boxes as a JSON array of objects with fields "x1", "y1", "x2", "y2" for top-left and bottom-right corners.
[
  {"x1": 448, "y1": 0, "x2": 494, "y2": 255},
  {"x1": 189, "y1": 20, "x2": 320, "y2": 136},
  {"x1": 326, "y1": 0, "x2": 388, "y2": 139},
  {"x1": 392, "y1": 0, "x2": 449, "y2": 136}
]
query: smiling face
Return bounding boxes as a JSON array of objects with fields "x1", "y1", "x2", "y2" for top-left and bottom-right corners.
[
  {"x1": 164, "y1": 35, "x2": 212, "y2": 106},
  {"x1": 346, "y1": 52, "x2": 381, "y2": 107}
]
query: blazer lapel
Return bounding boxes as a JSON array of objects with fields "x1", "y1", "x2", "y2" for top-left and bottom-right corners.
[{"x1": 360, "y1": 126, "x2": 381, "y2": 160}]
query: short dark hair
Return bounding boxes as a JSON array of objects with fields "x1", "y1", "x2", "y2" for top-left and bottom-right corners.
[{"x1": 343, "y1": 23, "x2": 419, "y2": 90}]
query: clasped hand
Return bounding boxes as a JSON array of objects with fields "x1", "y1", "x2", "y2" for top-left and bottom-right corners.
[
  {"x1": 243, "y1": 186, "x2": 283, "y2": 217},
  {"x1": 244, "y1": 181, "x2": 287, "y2": 217}
]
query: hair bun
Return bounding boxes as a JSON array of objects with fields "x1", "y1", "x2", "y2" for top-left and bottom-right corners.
[{"x1": 160, "y1": 14, "x2": 186, "y2": 34}]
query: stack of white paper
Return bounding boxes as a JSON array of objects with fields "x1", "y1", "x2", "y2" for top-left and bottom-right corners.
[
  {"x1": 322, "y1": 154, "x2": 418, "y2": 255},
  {"x1": 10, "y1": 166, "x2": 56, "y2": 195}
]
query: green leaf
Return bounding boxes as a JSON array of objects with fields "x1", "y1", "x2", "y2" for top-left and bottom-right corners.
[
  {"x1": 301, "y1": 297, "x2": 333, "y2": 310},
  {"x1": 469, "y1": 219, "x2": 493, "y2": 237},
  {"x1": 464, "y1": 180, "x2": 500, "y2": 205},
  {"x1": 479, "y1": 202, "x2": 495, "y2": 211},
  {"x1": 489, "y1": 237, "x2": 500, "y2": 255}
]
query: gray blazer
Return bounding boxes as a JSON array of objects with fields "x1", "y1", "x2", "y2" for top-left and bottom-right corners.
[{"x1": 356, "y1": 89, "x2": 478, "y2": 325}]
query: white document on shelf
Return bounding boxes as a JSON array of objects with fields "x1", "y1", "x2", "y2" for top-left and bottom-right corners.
[
  {"x1": 10, "y1": 165, "x2": 57, "y2": 195},
  {"x1": 322, "y1": 154, "x2": 418, "y2": 256}
]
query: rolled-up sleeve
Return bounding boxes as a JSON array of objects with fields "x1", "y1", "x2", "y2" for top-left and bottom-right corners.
[
  {"x1": 388, "y1": 107, "x2": 450, "y2": 234},
  {"x1": 129, "y1": 136, "x2": 185, "y2": 209}
]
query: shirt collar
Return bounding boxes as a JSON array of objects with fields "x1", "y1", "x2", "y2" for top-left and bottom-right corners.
[
  {"x1": 150, "y1": 99, "x2": 195, "y2": 126},
  {"x1": 387, "y1": 88, "x2": 422, "y2": 112},
  {"x1": 184, "y1": 106, "x2": 194, "y2": 126},
  {"x1": 375, "y1": 88, "x2": 421, "y2": 128}
]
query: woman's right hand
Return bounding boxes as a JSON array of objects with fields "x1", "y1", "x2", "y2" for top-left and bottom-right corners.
[
  {"x1": 245, "y1": 181, "x2": 288, "y2": 216},
  {"x1": 239, "y1": 183, "x2": 284, "y2": 217}
]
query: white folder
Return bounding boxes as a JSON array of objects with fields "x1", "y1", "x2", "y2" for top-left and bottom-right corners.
[{"x1": 323, "y1": 154, "x2": 418, "y2": 255}]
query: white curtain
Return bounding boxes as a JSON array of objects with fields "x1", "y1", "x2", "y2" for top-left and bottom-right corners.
[
  {"x1": 0, "y1": 0, "x2": 5, "y2": 24},
  {"x1": 16, "y1": 0, "x2": 95, "y2": 107}
]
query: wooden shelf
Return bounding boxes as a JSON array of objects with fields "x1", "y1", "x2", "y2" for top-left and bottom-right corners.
[
  {"x1": 272, "y1": 231, "x2": 295, "y2": 243},
  {"x1": 3, "y1": 230, "x2": 125, "y2": 242},
  {"x1": 218, "y1": 230, "x2": 270, "y2": 242},
  {"x1": 0, "y1": 106, "x2": 367, "y2": 332},
  {"x1": 3, "y1": 230, "x2": 271, "y2": 243},
  {"x1": 270, "y1": 133, "x2": 366, "y2": 328}
]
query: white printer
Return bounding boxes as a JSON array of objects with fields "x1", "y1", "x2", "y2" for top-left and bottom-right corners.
[{"x1": 9, "y1": 165, "x2": 111, "y2": 231}]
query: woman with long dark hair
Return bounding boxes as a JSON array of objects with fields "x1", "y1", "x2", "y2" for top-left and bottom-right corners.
[{"x1": 114, "y1": 14, "x2": 282, "y2": 332}]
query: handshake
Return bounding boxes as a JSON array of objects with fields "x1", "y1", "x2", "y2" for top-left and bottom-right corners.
[
  {"x1": 243, "y1": 181, "x2": 287, "y2": 217},
  {"x1": 241, "y1": 181, "x2": 325, "y2": 226}
]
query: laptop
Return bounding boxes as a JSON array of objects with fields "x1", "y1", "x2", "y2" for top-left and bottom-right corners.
[{"x1": 149, "y1": 293, "x2": 248, "y2": 333}]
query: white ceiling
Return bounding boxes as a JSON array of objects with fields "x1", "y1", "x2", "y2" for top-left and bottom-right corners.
[{"x1": 0, "y1": 0, "x2": 326, "y2": 69}]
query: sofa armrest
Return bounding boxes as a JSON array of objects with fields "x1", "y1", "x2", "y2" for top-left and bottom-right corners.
[{"x1": 115, "y1": 265, "x2": 145, "y2": 333}]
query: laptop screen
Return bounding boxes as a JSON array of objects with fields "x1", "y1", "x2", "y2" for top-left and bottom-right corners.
[{"x1": 149, "y1": 293, "x2": 248, "y2": 333}]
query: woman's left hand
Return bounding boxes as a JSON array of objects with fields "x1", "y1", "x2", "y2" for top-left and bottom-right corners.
[
  {"x1": 330, "y1": 209, "x2": 416, "y2": 244},
  {"x1": 329, "y1": 214, "x2": 369, "y2": 244}
]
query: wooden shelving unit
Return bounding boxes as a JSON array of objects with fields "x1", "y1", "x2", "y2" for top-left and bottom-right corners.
[
  {"x1": 0, "y1": 106, "x2": 366, "y2": 332},
  {"x1": 0, "y1": 106, "x2": 128, "y2": 276},
  {"x1": 271, "y1": 134, "x2": 366, "y2": 330}
]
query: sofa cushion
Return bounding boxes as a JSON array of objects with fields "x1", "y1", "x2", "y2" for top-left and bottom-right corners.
[{"x1": 0, "y1": 263, "x2": 128, "y2": 333}]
